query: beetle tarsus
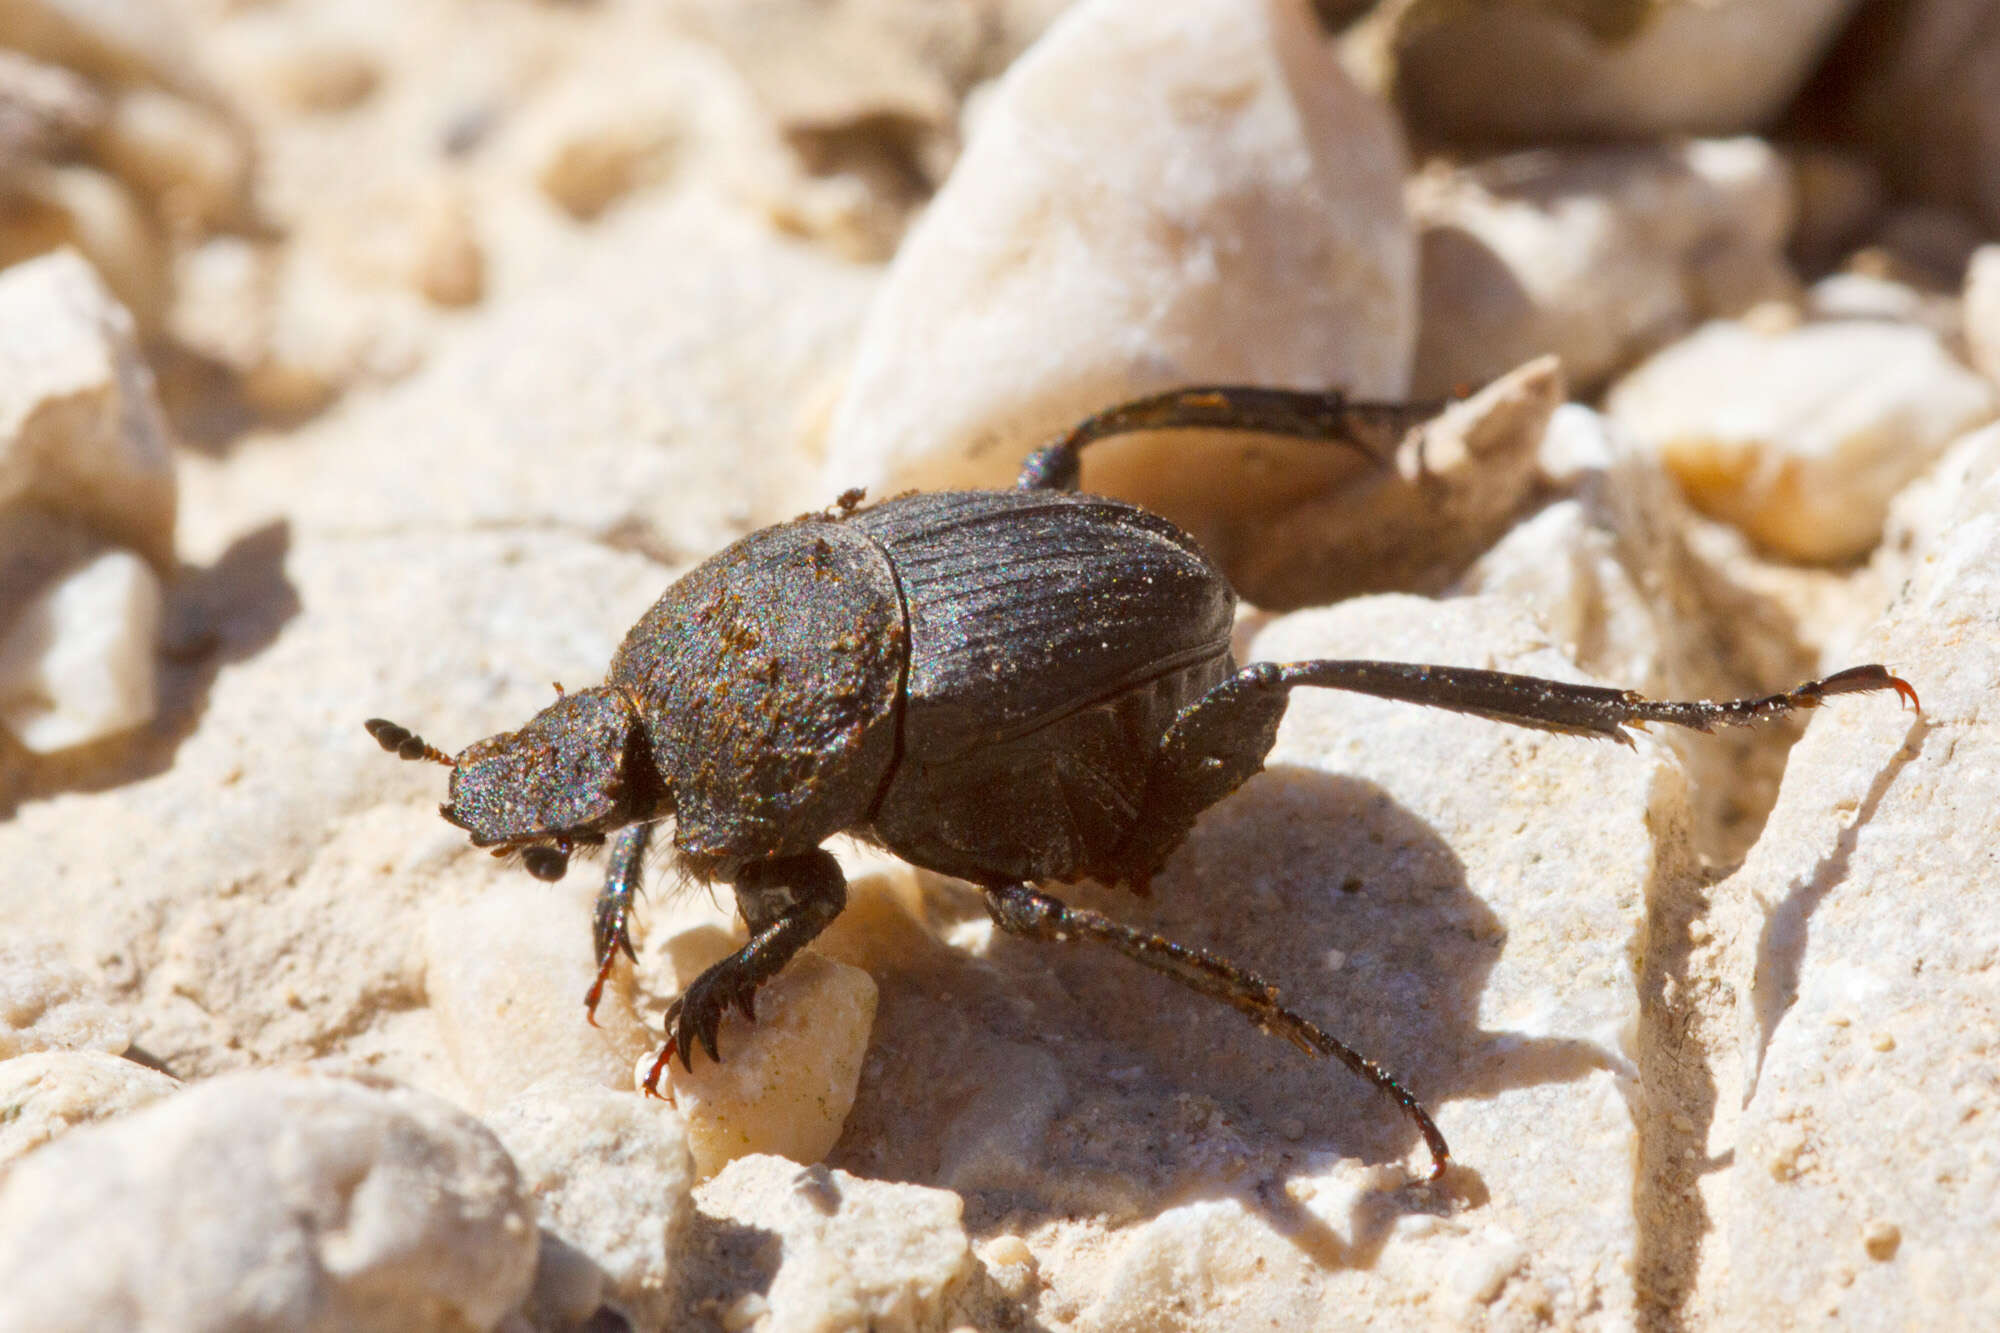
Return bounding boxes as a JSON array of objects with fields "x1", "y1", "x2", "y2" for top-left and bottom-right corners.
[
  {"x1": 1811, "y1": 663, "x2": 1920, "y2": 710},
  {"x1": 981, "y1": 880, "x2": 1452, "y2": 1184},
  {"x1": 662, "y1": 955, "x2": 763, "y2": 1067},
  {"x1": 583, "y1": 955, "x2": 616, "y2": 1028},
  {"x1": 643, "y1": 850, "x2": 848, "y2": 1077},
  {"x1": 641, "y1": 1038, "x2": 678, "y2": 1097}
]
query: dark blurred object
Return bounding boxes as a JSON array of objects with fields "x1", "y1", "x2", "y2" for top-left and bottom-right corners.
[
  {"x1": 1311, "y1": 0, "x2": 1383, "y2": 31},
  {"x1": 1786, "y1": 0, "x2": 2000, "y2": 236},
  {"x1": 1384, "y1": 0, "x2": 1859, "y2": 145}
]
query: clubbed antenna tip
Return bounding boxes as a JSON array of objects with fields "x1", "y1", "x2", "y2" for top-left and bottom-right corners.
[{"x1": 364, "y1": 717, "x2": 454, "y2": 767}]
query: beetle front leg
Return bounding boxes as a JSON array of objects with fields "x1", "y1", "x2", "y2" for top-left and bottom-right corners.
[
  {"x1": 585, "y1": 823, "x2": 652, "y2": 1025},
  {"x1": 982, "y1": 881, "x2": 1451, "y2": 1181},
  {"x1": 641, "y1": 848, "x2": 848, "y2": 1094}
]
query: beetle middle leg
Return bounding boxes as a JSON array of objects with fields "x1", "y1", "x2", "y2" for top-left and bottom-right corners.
[
  {"x1": 641, "y1": 848, "x2": 848, "y2": 1094},
  {"x1": 981, "y1": 880, "x2": 1452, "y2": 1181}
]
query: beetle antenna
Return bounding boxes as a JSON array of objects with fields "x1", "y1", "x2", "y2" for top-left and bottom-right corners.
[
  {"x1": 364, "y1": 717, "x2": 454, "y2": 766},
  {"x1": 1016, "y1": 385, "x2": 1451, "y2": 492}
]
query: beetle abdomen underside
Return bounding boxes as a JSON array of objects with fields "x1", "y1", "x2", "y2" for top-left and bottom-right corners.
[{"x1": 853, "y1": 491, "x2": 1235, "y2": 882}]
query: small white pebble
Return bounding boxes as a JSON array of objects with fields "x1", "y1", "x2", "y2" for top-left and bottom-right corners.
[
  {"x1": 1966, "y1": 244, "x2": 2000, "y2": 384},
  {"x1": 1609, "y1": 320, "x2": 1998, "y2": 560},
  {"x1": 96, "y1": 88, "x2": 249, "y2": 231},
  {"x1": 260, "y1": 38, "x2": 380, "y2": 112},
  {"x1": 979, "y1": 1234, "x2": 1036, "y2": 1270},
  {"x1": 411, "y1": 185, "x2": 484, "y2": 307},
  {"x1": 0, "y1": 550, "x2": 162, "y2": 752},
  {"x1": 980, "y1": 1232, "x2": 1032, "y2": 1264}
]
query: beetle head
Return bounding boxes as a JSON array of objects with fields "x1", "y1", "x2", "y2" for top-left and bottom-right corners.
[{"x1": 366, "y1": 685, "x2": 664, "y2": 882}]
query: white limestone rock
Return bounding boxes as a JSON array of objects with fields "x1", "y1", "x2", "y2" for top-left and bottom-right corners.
[
  {"x1": 423, "y1": 872, "x2": 654, "y2": 1114},
  {"x1": 179, "y1": 194, "x2": 873, "y2": 562},
  {"x1": 1228, "y1": 353, "x2": 1562, "y2": 608},
  {"x1": 688, "y1": 1155, "x2": 979, "y2": 1333},
  {"x1": 0, "y1": 0, "x2": 216, "y2": 103},
  {"x1": 91, "y1": 86, "x2": 252, "y2": 233},
  {"x1": 0, "y1": 1049, "x2": 176, "y2": 1176},
  {"x1": 487, "y1": 1076, "x2": 697, "y2": 1331},
  {"x1": 823, "y1": 0, "x2": 1414, "y2": 570},
  {"x1": 508, "y1": 54, "x2": 686, "y2": 223},
  {"x1": 673, "y1": 0, "x2": 980, "y2": 134},
  {"x1": 0, "y1": 48, "x2": 101, "y2": 165},
  {"x1": 0, "y1": 248, "x2": 175, "y2": 566},
  {"x1": 1409, "y1": 138, "x2": 1797, "y2": 398},
  {"x1": 1704, "y1": 424, "x2": 1999, "y2": 1326},
  {"x1": 1966, "y1": 243, "x2": 2000, "y2": 387},
  {"x1": 0, "y1": 547, "x2": 162, "y2": 751},
  {"x1": 1461, "y1": 406, "x2": 1695, "y2": 689},
  {"x1": 0, "y1": 526, "x2": 675, "y2": 1096},
  {"x1": 0, "y1": 161, "x2": 170, "y2": 328},
  {"x1": 1394, "y1": 0, "x2": 1859, "y2": 141},
  {"x1": 0, "y1": 1068, "x2": 538, "y2": 1332},
  {"x1": 662, "y1": 0, "x2": 1071, "y2": 258},
  {"x1": 1084, "y1": 1196, "x2": 1329, "y2": 1332},
  {"x1": 210, "y1": 14, "x2": 381, "y2": 114},
  {"x1": 1606, "y1": 319, "x2": 1997, "y2": 561},
  {"x1": 0, "y1": 936, "x2": 129, "y2": 1060},
  {"x1": 1458, "y1": 406, "x2": 1779, "y2": 862},
  {"x1": 1218, "y1": 596, "x2": 1673, "y2": 1322}
]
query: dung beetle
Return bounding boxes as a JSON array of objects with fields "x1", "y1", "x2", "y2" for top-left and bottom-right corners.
[{"x1": 367, "y1": 385, "x2": 1917, "y2": 1181}]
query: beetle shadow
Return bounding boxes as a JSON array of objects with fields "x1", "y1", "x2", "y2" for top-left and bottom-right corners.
[
  {"x1": 663, "y1": 1210, "x2": 782, "y2": 1330},
  {"x1": 668, "y1": 1164, "x2": 1058, "y2": 1333},
  {"x1": 0, "y1": 520, "x2": 299, "y2": 817},
  {"x1": 830, "y1": 766, "x2": 1621, "y2": 1273}
]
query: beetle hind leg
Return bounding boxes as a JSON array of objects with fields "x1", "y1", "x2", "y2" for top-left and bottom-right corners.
[
  {"x1": 1112, "y1": 658, "x2": 1916, "y2": 881},
  {"x1": 1242, "y1": 659, "x2": 1918, "y2": 742},
  {"x1": 641, "y1": 849, "x2": 848, "y2": 1094},
  {"x1": 1015, "y1": 387, "x2": 1436, "y2": 491},
  {"x1": 981, "y1": 880, "x2": 1451, "y2": 1182}
]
